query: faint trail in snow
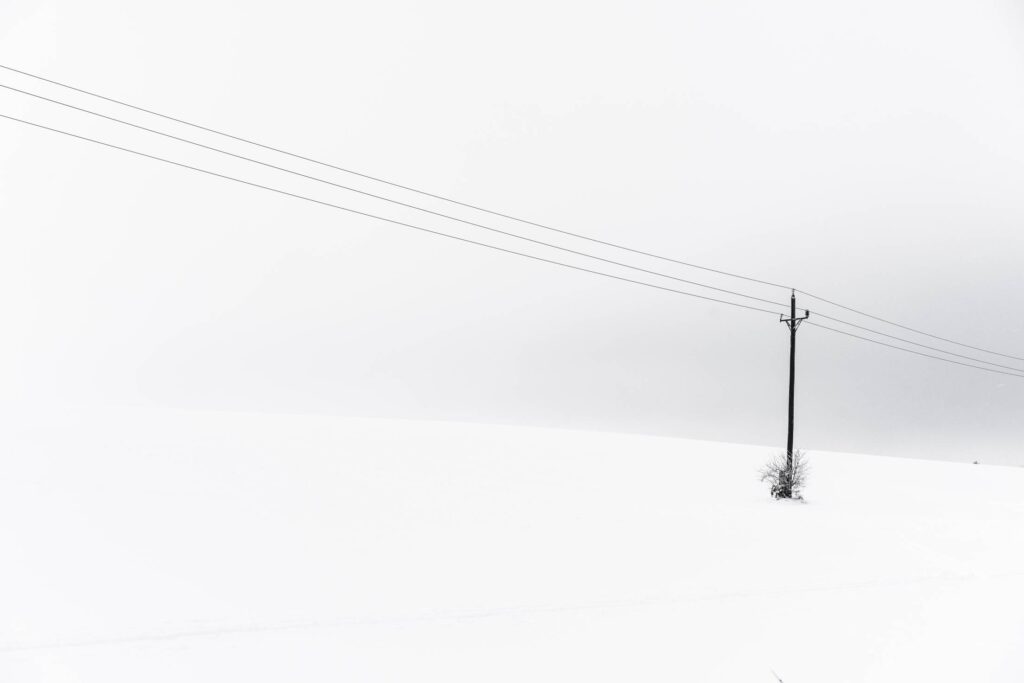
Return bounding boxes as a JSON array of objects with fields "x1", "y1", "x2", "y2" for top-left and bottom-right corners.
[{"x1": 2, "y1": 570, "x2": 1021, "y2": 654}]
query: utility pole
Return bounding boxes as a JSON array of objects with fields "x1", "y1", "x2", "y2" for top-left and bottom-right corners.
[{"x1": 780, "y1": 289, "x2": 810, "y2": 498}]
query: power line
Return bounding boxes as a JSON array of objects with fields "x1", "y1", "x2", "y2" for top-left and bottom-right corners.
[
  {"x1": 799, "y1": 289, "x2": 1024, "y2": 363},
  {"x1": 14, "y1": 87, "x2": 1024, "y2": 377},
  {"x1": 10, "y1": 99, "x2": 1021, "y2": 380},
  {"x1": 0, "y1": 82, "x2": 790, "y2": 312},
  {"x1": 4, "y1": 63, "x2": 1020, "y2": 365},
  {"x1": 810, "y1": 312, "x2": 1024, "y2": 374},
  {"x1": 0, "y1": 112, "x2": 783, "y2": 317},
  {"x1": 13, "y1": 90, "x2": 1022, "y2": 378},
  {"x1": 806, "y1": 322, "x2": 1024, "y2": 379},
  {"x1": 12, "y1": 90, "x2": 1023, "y2": 376},
  {"x1": 5, "y1": 112, "x2": 1023, "y2": 381},
  {"x1": 15, "y1": 83, "x2": 1024, "y2": 376},
  {"x1": 0, "y1": 62, "x2": 791, "y2": 291}
]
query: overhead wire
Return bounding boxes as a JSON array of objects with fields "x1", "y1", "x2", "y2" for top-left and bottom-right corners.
[
  {"x1": 3, "y1": 62, "x2": 1021, "y2": 365},
  {"x1": 0, "y1": 81, "x2": 790, "y2": 312},
  {"x1": 0, "y1": 112, "x2": 784, "y2": 317},
  {"x1": 809, "y1": 311, "x2": 1024, "y2": 373},
  {"x1": 799, "y1": 289, "x2": 1024, "y2": 363},
  {"x1": 0, "y1": 62, "x2": 791, "y2": 291},
  {"x1": 1, "y1": 64, "x2": 1022, "y2": 378},
  {"x1": 806, "y1": 322, "x2": 1024, "y2": 379}
]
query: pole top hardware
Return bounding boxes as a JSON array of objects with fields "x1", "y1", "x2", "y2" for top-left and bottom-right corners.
[{"x1": 781, "y1": 310, "x2": 810, "y2": 330}]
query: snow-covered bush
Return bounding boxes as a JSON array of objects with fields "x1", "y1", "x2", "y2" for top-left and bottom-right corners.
[{"x1": 760, "y1": 450, "x2": 809, "y2": 500}]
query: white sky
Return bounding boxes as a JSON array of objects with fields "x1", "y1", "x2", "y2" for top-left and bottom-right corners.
[{"x1": 1, "y1": 0, "x2": 1023, "y2": 462}]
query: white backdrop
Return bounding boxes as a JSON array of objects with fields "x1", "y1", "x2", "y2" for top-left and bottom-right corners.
[{"x1": 1, "y1": 0, "x2": 1023, "y2": 462}]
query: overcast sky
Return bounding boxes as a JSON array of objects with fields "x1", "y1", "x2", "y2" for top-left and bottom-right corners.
[{"x1": 2, "y1": 0, "x2": 1023, "y2": 463}]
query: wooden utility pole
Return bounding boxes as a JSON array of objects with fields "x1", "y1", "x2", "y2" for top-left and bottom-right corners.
[{"x1": 780, "y1": 289, "x2": 809, "y2": 497}]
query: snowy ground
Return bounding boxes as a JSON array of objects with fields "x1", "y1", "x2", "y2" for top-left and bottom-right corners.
[{"x1": 2, "y1": 407, "x2": 1022, "y2": 682}]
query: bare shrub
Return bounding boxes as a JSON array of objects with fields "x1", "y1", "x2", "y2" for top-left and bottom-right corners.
[{"x1": 760, "y1": 450, "x2": 809, "y2": 500}]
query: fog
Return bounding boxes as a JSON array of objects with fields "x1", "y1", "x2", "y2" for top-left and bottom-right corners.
[{"x1": 2, "y1": 0, "x2": 1023, "y2": 463}]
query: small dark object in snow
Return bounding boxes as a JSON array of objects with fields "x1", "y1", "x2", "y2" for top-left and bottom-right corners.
[{"x1": 760, "y1": 450, "x2": 809, "y2": 500}]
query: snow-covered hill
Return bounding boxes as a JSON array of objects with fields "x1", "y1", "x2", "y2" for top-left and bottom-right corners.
[{"x1": 2, "y1": 407, "x2": 1022, "y2": 682}]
